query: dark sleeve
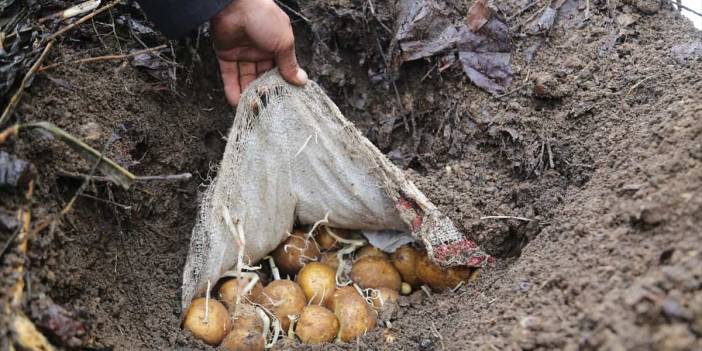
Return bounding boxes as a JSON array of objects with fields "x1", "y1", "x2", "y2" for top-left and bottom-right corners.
[{"x1": 137, "y1": 0, "x2": 233, "y2": 39}]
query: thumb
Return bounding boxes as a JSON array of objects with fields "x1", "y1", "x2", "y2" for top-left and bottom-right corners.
[{"x1": 274, "y1": 45, "x2": 307, "y2": 86}]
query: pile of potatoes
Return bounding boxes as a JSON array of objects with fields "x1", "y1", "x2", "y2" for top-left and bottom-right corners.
[{"x1": 182, "y1": 226, "x2": 478, "y2": 349}]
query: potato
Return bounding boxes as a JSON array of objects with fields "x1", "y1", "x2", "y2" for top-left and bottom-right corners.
[
  {"x1": 325, "y1": 286, "x2": 358, "y2": 310},
  {"x1": 230, "y1": 304, "x2": 264, "y2": 333},
  {"x1": 333, "y1": 289, "x2": 377, "y2": 342},
  {"x1": 218, "y1": 278, "x2": 264, "y2": 308},
  {"x1": 259, "y1": 280, "x2": 306, "y2": 331},
  {"x1": 296, "y1": 262, "x2": 336, "y2": 305},
  {"x1": 271, "y1": 230, "x2": 321, "y2": 275},
  {"x1": 369, "y1": 287, "x2": 399, "y2": 311},
  {"x1": 356, "y1": 245, "x2": 388, "y2": 260},
  {"x1": 320, "y1": 251, "x2": 340, "y2": 272},
  {"x1": 350, "y1": 256, "x2": 402, "y2": 291},
  {"x1": 182, "y1": 298, "x2": 231, "y2": 345},
  {"x1": 295, "y1": 305, "x2": 340, "y2": 344},
  {"x1": 221, "y1": 328, "x2": 265, "y2": 351},
  {"x1": 415, "y1": 255, "x2": 473, "y2": 291},
  {"x1": 391, "y1": 245, "x2": 420, "y2": 287},
  {"x1": 315, "y1": 227, "x2": 339, "y2": 251}
]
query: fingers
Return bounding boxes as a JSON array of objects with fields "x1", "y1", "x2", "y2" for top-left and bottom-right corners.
[
  {"x1": 217, "y1": 46, "x2": 271, "y2": 62},
  {"x1": 274, "y1": 44, "x2": 307, "y2": 86},
  {"x1": 238, "y1": 61, "x2": 257, "y2": 93},
  {"x1": 257, "y1": 60, "x2": 274, "y2": 77},
  {"x1": 218, "y1": 59, "x2": 241, "y2": 106}
]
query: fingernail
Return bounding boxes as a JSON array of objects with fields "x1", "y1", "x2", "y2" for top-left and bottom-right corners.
[{"x1": 296, "y1": 69, "x2": 308, "y2": 84}]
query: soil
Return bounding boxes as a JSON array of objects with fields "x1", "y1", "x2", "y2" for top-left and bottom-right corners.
[{"x1": 1, "y1": 0, "x2": 701, "y2": 350}]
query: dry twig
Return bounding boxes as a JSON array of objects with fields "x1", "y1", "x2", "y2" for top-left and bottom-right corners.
[
  {"x1": 0, "y1": 42, "x2": 54, "y2": 128},
  {"x1": 480, "y1": 215, "x2": 533, "y2": 222},
  {"x1": 39, "y1": 44, "x2": 168, "y2": 72},
  {"x1": 46, "y1": 0, "x2": 120, "y2": 42}
]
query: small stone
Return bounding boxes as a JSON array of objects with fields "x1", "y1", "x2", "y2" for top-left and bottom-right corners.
[
  {"x1": 409, "y1": 290, "x2": 425, "y2": 306},
  {"x1": 661, "y1": 298, "x2": 692, "y2": 321},
  {"x1": 616, "y1": 13, "x2": 639, "y2": 27},
  {"x1": 653, "y1": 324, "x2": 695, "y2": 351},
  {"x1": 419, "y1": 338, "x2": 434, "y2": 350},
  {"x1": 79, "y1": 122, "x2": 103, "y2": 142},
  {"x1": 519, "y1": 316, "x2": 543, "y2": 331},
  {"x1": 0, "y1": 151, "x2": 35, "y2": 189},
  {"x1": 632, "y1": 0, "x2": 660, "y2": 15}
]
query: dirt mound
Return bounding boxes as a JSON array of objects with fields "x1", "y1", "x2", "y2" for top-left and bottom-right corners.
[{"x1": 1, "y1": 0, "x2": 701, "y2": 349}]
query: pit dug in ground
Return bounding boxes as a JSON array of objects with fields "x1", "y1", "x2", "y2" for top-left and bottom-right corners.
[{"x1": 1, "y1": 0, "x2": 701, "y2": 350}]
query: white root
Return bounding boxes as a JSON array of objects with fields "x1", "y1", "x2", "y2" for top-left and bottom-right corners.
[
  {"x1": 420, "y1": 285, "x2": 433, "y2": 298},
  {"x1": 256, "y1": 307, "x2": 270, "y2": 341},
  {"x1": 451, "y1": 281, "x2": 465, "y2": 293},
  {"x1": 223, "y1": 207, "x2": 249, "y2": 306},
  {"x1": 292, "y1": 132, "x2": 318, "y2": 159},
  {"x1": 269, "y1": 318, "x2": 282, "y2": 348},
  {"x1": 253, "y1": 303, "x2": 282, "y2": 349},
  {"x1": 266, "y1": 256, "x2": 281, "y2": 280},
  {"x1": 307, "y1": 211, "x2": 330, "y2": 241},
  {"x1": 204, "y1": 279, "x2": 211, "y2": 324},
  {"x1": 325, "y1": 226, "x2": 366, "y2": 246},
  {"x1": 334, "y1": 239, "x2": 365, "y2": 286},
  {"x1": 287, "y1": 315, "x2": 298, "y2": 339}
]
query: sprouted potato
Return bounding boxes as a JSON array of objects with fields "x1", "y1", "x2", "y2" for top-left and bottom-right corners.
[
  {"x1": 333, "y1": 289, "x2": 377, "y2": 342},
  {"x1": 260, "y1": 280, "x2": 307, "y2": 331},
  {"x1": 220, "y1": 328, "x2": 265, "y2": 351},
  {"x1": 369, "y1": 287, "x2": 400, "y2": 311},
  {"x1": 296, "y1": 262, "x2": 336, "y2": 305},
  {"x1": 356, "y1": 245, "x2": 389, "y2": 260},
  {"x1": 391, "y1": 245, "x2": 421, "y2": 287},
  {"x1": 182, "y1": 297, "x2": 231, "y2": 345},
  {"x1": 295, "y1": 305, "x2": 340, "y2": 344},
  {"x1": 271, "y1": 229, "x2": 321, "y2": 275},
  {"x1": 415, "y1": 255, "x2": 473, "y2": 291},
  {"x1": 218, "y1": 278, "x2": 264, "y2": 308},
  {"x1": 350, "y1": 256, "x2": 402, "y2": 291},
  {"x1": 230, "y1": 304, "x2": 264, "y2": 333},
  {"x1": 315, "y1": 227, "x2": 340, "y2": 251},
  {"x1": 320, "y1": 251, "x2": 341, "y2": 271},
  {"x1": 325, "y1": 286, "x2": 358, "y2": 310}
]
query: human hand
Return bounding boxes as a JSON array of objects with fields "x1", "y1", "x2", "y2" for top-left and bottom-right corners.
[{"x1": 210, "y1": 0, "x2": 307, "y2": 106}]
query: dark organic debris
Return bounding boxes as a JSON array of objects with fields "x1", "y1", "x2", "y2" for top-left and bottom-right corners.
[
  {"x1": 0, "y1": 208, "x2": 18, "y2": 230},
  {"x1": 532, "y1": 72, "x2": 569, "y2": 99},
  {"x1": 31, "y1": 299, "x2": 87, "y2": 348},
  {"x1": 457, "y1": 0, "x2": 512, "y2": 94},
  {"x1": 117, "y1": 15, "x2": 156, "y2": 35},
  {"x1": 131, "y1": 52, "x2": 176, "y2": 82},
  {"x1": 0, "y1": 3, "x2": 40, "y2": 97},
  {"x1": 393, "y1": 0, "x2": 460, "y2": 62},
  {"x1": 670, "y1": 41, "x2": 702, "y2": 65},
  {"x1": 393, "y1": 0, "x2": 512, "y2": 94},
  {"x1": 525, "y1": 7, "x2": 558, "y2": 34},
  {"x1": 0, "y1": 151, "x2": 34, "y2": 188}
]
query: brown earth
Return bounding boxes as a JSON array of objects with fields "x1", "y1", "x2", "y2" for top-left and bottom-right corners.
[{"x1": 1, "y1": 0, "x2": 701, "y2": 350}]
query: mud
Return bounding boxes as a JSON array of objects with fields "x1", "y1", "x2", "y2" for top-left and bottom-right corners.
[{"x1": 1, "y1": 0, "x2": 701, "y2": 350}]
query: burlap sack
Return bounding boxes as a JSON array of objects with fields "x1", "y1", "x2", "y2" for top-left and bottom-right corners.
[{"x1": 181, "y1": 71, "x2": 490, "y2": 311}]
